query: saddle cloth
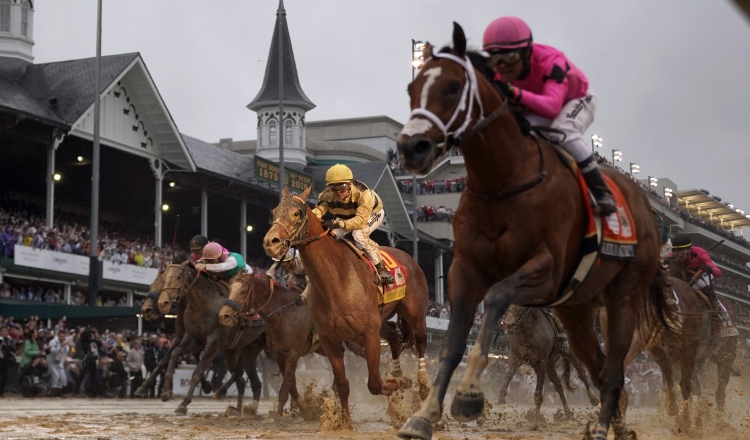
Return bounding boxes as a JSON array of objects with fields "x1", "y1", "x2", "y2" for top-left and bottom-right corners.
[
  {"x1": 337, "y1": 237, "x2": 408, "y2": 304},
  {"x1": 578, "y1": 172, "x2": 638, "y2": 260},
  {"x1": 717, "y1": 299, "x2": 740, "y2": 337}
]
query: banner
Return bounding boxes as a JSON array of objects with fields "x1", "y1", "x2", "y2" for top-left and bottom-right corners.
[{"x1": 13, "y1": 246, "x2": 158, "y2": 286}]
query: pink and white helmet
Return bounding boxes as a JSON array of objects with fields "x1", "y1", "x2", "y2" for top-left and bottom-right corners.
[{"x1": 483, "y1": 16, "x2": 533, "y2": 52}]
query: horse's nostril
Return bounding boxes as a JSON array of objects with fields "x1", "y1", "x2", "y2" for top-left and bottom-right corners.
[{"x1": 414, "y1": 140, "x2": 432, "y2": 158}]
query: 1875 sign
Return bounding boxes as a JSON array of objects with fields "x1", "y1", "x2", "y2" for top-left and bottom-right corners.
[{"x1": 253, "y1": 156, "x2": 313, "y2": 194}]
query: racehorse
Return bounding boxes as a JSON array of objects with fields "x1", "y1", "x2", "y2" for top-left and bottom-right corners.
[
  {"x1": 665, "y1": 258, "x2": 738, "y2": 413},
  {"x1": 394, "y1": 23, "x2": 671, "y2": 440},
  {"x1": 135, "y1": 269, "x2": 213, "y2": 398},
  {"x1": 601, "y1": 275, "x2": 711, "y2": 427},
  {"x1": 155, "y1": 262, "x2": 266, "y2": 415},
  {"x1": 262, "y1": 186, "x2": 430, "y2": 427},
  {"x1": 218, "y1": 273, "x2": 319, "y2": 419},
  {"x1": 498, "y1": 306, "x2": 599, "y2": 419}
]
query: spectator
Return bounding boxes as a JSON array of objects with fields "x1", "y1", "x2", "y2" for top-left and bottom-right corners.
[
  {"x1": 19, "y1": 328, "x2": 40, "y2": 370},
  {"x1": 46, "y1": 329, "x2": 71, "y2": 396},
  {"x1": 0, "y1": 325, "x2": 18, "y2": 396},
  {"x1": 20, "y1": 354, "x2": 49, "y2": 397},
  {"x1": 125, "y1": 340, "x2": 144, "y2": 398}
]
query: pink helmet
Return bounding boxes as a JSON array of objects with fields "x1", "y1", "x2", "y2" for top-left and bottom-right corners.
[{"x1": 483, "y1": 16, "x2": 533, "y2": 52}]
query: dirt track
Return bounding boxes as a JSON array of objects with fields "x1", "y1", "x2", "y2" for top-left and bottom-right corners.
[{"x1": 1, "y1": 384, "x2": 748, "y2": 440}]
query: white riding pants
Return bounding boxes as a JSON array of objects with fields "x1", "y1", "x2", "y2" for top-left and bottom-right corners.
[{"x1": 331, "y1": 210, "x2": 385, "y2": 265}]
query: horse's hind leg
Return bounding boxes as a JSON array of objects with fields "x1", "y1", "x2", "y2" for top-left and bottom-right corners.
[
  {"x1": 175, "y1": 338, "x2": 220, "y2": 415},
  {"x1": 649, "y1": 344, "x2": 679, "y2": 417},
  {"x1": 714, "y1": 336, "x2": 738, "y2": 412},
  {"x1": 135, "y1": 345, "x2": 173, "y2": 396},
  {"x1": 530, "y1": 362, "x2": 547, "y2": 422},
  {"x1": 242, "y1": 337, "x2": 265, "y2": 415},
  {"x1": 569, "y1": 354, "x2": 599, "y2": 406},
  {"x1": 497, "y1": 354, "x2": 521, "y2": 404},
  {"x1": 547, "y1": 360, "x2": 573, "y2": 419},
  {"x1": 162, "y1": 337, "x2": 197, "y2": 402}
]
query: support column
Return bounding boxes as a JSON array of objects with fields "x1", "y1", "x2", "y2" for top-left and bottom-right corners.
[
  {"x1": 46, "y1": 129, "x2": 65, "y2": 230},
  {"x1": 155, "y1": 173, "x2": 163, "y2": 247},
  {"x1": 201, "y1": 188, "x2": 208, "y2": 237},
  {"x1": 240, "y1": 200, "x2": 247, "y2": 259},
  {"x1": 127, "y1": 290, "x2": 133, "y2": 307},
  {"x1": 64, "y1": 284, "x2": 71, "y2": 305},
  {"x1": 435, "y1": 249, "x2": 444, "y2": 304}
]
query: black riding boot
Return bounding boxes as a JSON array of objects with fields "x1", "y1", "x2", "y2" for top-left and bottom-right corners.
[
  {"x1": 375, "y1": 261, "x2": 395, "y2": 285},
  {"x1": 578, "y1": 156, "x2": 616, "y2": 216}
]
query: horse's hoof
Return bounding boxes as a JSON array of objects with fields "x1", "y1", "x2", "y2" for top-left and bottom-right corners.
[
  {"x1": 418, "y1": 384, "x2": 430, "y2": 401},
  {"x1": 417, "y1": 370, "x2": 428, "y2": 387},
  {"x1": 161, "y1": 391, "x2": 172, "y2": 402},
  {"x1": 133, "y1": 386, "x2": 146, "y2": 397},
  {"x1": 398, "y1": 416, "x2": 433, "y2": 440},
  {"x1": 174, "y1": 405, "x2": 187, "y2": 416},
  {"x1": 201, "y1": 383, "x2": 212, "y2": 394},
  {"x1": 612, "y1": 422, "x2": 637, "y2": 440},
  {"x1": 450, "y1": 391, "x2": 484, "y2": 422},
  {"x1": 666, "y1": 403, "x2": 678, "y2": 417},
  {"x1": 588, "y1": 394, "x2": 600, "y2": 407},
  {"x1": 225, "y1": 406, "x2": 241, "y2": 416},
  {"x1": 245, "y1": 400, "x2": 259, "y2": 415},
  {"x1": 497, "y1": 396, "x2": 507, "y2": 405}
]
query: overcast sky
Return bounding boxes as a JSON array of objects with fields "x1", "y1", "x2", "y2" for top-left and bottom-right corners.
[{"x1": 32, "y1": 1, "x2": 750, "y2": 231}]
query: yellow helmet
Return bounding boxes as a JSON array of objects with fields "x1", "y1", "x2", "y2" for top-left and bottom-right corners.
[{"x1": 325, "y1": 164, "x2": 353, "y2": 186}]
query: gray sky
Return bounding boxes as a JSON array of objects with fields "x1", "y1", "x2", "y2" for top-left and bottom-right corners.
[{"x1": 33, "y1": 1, "x2": 750, "y2": 231}]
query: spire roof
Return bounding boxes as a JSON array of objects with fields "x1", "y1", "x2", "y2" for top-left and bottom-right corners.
[{"x1": 247, "y1": 0, "x2": 315, "y2": 112}]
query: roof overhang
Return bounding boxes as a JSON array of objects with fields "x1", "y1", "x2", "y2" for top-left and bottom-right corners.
[{"x1": 678, "y1": 188, "x2": 750, "y2": 230}]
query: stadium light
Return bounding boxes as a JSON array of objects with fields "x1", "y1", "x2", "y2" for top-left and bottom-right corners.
[
  {"x1": 629, "y1": 163, "x2": 640, "y2": 174},
  {"x1": 412, "y1": 40, "x2": 425, "y2": 75},
  {"x1": 648, "y1": 176, "x2": 658, "y2": 187},
  {"x1": 77, "y1": 156, "x2": 84, "y2": 162},
  {"x1": 246, "y1": 225, "x2": 253, "y2": 232},
  {"x1": 161, "y1": 204, "x2": 169, "y2": 211},
  {"x1": 169, "y1": 181, "x2": 176, "y2": 188},
  {"x1": 53, "y1": 173, "x2": 61, "y2": 182},
  {"x1": 612, "y1": 149, "x2": 622, "y2": 164},
  {"x1": 591, "y1": 134, "x2": 602, "y2": 154},
  {"x1": 664, "y1": 187, "x2": 673, "y2": 199}
]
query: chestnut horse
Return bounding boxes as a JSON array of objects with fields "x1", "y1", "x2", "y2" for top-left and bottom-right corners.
[
  {"x1": 262, "y1": 186, "x2": 430, "y2": 427},
  {"x1": 395, "y1": 23, "x2": 671, "y2": 440},
  {"x1": 601, "y1": 276, "x2": 711, "y2": 427},
  {"x1": 218, "y1": 273, "x2": 319, "y2": 419},
  {"x1": 498, "y1": 306, "x2": 599, "y2": 418},
  {"x1": 155, "y1": 262, "x2": 266, "y2": 415}
]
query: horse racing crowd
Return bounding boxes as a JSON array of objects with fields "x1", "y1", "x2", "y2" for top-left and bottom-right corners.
[{"x1": 0, "y1": 314, "x2": 184, "y2": 399}]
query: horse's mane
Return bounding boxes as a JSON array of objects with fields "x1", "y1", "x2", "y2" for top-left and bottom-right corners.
[{"x1": 438, "y1": 46, "x2": 531, "y2": 135}]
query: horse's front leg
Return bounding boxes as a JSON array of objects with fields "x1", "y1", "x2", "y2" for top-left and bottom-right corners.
[
  {"x1": 451, "y1": 257, "x2": 554, "y2": 422},
  {"x1": 319, "y1": 335, "x2": 352, "y2": 429},
  {"x1": 398, "y1": 262, "x2": 484, "y2": 440},
  {"x1": 175, "y1": 336, "x2": 221, "y2": 415},
  {"x1": 161, "y1": 336, "x2": 196, "y2": 402}
]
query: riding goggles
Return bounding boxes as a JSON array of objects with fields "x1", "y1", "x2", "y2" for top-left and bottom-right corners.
[
  {"x1": 328, "y1": 183, "x2": 349, "y2": 194},
  {"x1": 488, "y1": 50, "x2": 523, "y2": 67}
]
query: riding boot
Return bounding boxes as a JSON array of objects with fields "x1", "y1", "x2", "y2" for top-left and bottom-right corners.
[
  {"x1": 375, "y1": 261, "x2": 395, "y2": 285},
  {"x1": 578, "y1": 156, "x2": 616, "y2": 216}
]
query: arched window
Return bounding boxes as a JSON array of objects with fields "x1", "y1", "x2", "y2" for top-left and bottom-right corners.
[
  {"x1": 0, "y1": 0, "x2": 12, "y2": 33},
  {"x1": 21, "y1": 1, "x2": 30, "y2": 37},
  {"x1": 269, "y1": 120, "x2": 277, "y2": 146},
  {"x1": 284, "y1": 120, "x2": 293, "y2": 145}
]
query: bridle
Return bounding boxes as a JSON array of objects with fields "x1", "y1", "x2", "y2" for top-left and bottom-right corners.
[
  {"x1": 270, "y1": 194, "x2": 331, "y2": 262},
  {"x1": 158, "y1": 263, "x2": 196, "y2": 307},
  {"x1": 407, "y1": 51, "x2": 508, "y2": 152},
  {"x1": 223, "y1": 274, "x2": 297, "y2": 322},
  {"x1": 408, "y1": 51, "x2": 546, "y2": 202}
]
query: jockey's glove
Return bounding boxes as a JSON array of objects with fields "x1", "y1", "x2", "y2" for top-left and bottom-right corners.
[
  {"x1": 322, "y1": 219, "x2": 342, "y2": 230},
  {"x1": 494, "y1": 81, "x2": 517, "y2": 100},
  {"x1": 699, "y1": 264, "x2": 713, "y2": 275}
]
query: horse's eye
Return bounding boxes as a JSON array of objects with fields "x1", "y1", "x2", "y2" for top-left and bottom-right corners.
[
  {"x1": 294, "y1": 210, "x2": 300, "y2": 218},
  {"x1": 447, "y1": 82, "x2": 461, "y2": 95}
]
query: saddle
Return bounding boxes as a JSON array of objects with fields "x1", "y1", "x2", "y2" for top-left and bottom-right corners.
[{"x1": 333, "y1": 235, "x2": 408, "y2": 304}]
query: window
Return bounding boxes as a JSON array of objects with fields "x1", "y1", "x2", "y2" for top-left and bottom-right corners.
[
  {"x1": 21, "y1": 1, "x2": 30, "y2": 37},
  {"x1": 284, "y1": 120, "x2": 293, "y2": 145},
  {"x1": 269, "y1": 120, "x2": 277, "y2": 146},
  {"x1": 0, "y1": 0, "x2": 11, "y2": 33}
]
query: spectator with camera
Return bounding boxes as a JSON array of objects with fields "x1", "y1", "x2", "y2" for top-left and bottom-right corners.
[
  {"x1": 46, "y1": 328, "x2": 71, "y2": 396},
  {"x1": 0, "y1": 325, "x2": 18, "y2": 397}
]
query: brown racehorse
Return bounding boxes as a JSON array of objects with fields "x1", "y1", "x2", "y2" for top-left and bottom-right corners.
[
  {"x1": 155, "y1": 262, "x2": 266, "y2": 415},
  {"x1": 601, "y1": 275, "x2": 711, "y2": 427},
  {"x1": 498, "y1": 306, "x2": 599, "y2": 418},
  {"x1": 218, "y1": 273, "x2": 319, "y2": 419},
  {"x1": 395, "y1": 23, "x2": 671, "y2": 440},
  {"x1": 262, "y1": 186, "x2": 430, "y2": 427},
  {"x1": 665, "y1": 258, "x2": 739, "y2": 413}
]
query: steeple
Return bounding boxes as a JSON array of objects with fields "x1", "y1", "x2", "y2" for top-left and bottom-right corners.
[
  {"x1": 0, "y1": 0, "x2": 35, "y2": 64},
  {"x1": 247, "y1": 0, "x2": 314, "y2": 168},
  {"x1": 247, "y1": 0, "x2": 315, "y2": 112}
]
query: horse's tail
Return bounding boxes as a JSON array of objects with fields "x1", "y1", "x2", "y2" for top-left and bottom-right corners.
[{"x1": 640, "y1": 263, "x2": 675, "y2": 341}]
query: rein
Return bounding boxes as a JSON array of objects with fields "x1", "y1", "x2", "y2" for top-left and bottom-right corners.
[{"x1": 224, "y1": 275, "x2": 298, "y2": 320}]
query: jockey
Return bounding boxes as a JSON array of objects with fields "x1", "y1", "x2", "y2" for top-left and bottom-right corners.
[
  {"x1": 670, "y1": 235, "x2": 722, "y2": 312},
  {"x1": 483, "y1": 16, "x2": 615, "y2": 215},
  {"x1": 195, "y1": 241, "x2": 251, "y2": 282},
  {"x1": 189, "y1": 235, "x2": 209, "y2": 263},
  {"x1": 312, "y1": 164, "x2": 395, "y2": 285}
]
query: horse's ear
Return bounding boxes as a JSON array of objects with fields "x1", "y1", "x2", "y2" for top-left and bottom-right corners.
[
  {"x1": 281, "y1": 186, "x2": 290, "y2": 198},
  {"x1": 452, "y1": 22, "x2": 467, "y2": 56},
  {"x1": 300, "y1": 185, "x2": 311, "y2": 201},
  {"x1": 424, "y1": 42, "x2": 433, "y2": 60}
]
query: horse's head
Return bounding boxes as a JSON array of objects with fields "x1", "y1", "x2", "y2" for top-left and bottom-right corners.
[
  {"x1": 263, "y1": 185, "x2": 320, "y2": 259},
  {"x1": 219, "y1": 273, "x2": 253, "y2": 327},
  {"x1": 397, "y1": 22, "x2": 501, "y2": 175},
  {"x1": 156, "y1": 262, "x2": 193, "y2": 314},
  {"x1": 140, "y1": 294, "x2": 160, "y2": 321}
]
